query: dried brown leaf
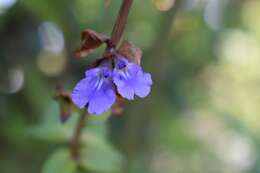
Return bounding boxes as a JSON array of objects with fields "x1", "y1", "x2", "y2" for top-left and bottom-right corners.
[
  {"x1": 75, "y1": 29, "x2": 109, "y2": 58},
  {"x1": 118, "y1": 40, "x2": 142, "y2": 64},
  {"x1": 59, "y1": 104, "x2": 72, "y2": 123},
  {"x1": 54, "y1": 85, "x2": 73, "y2": 123},
  {"x1": 111, "y1": 97, "x2": 124, "y2": 116}
]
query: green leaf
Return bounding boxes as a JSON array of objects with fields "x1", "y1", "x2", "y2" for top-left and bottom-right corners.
[
  {"x1": 80, "y1": 139, "x2": 123, "y2": 172},
  {"x1": 104, "y1": 0, "x2": 112, "y2": 8},
  {"x1": 42, "y1": 149, "x2": 77, "y2": 173},
  {"x1": 29, "y1": 103, "x2": 111, "y2": 143},
  {"x1": 29, "y1": 125, "x2": 72, "y2": 143},
  {"x1": 28, "y1": 104, "x2": 78, "y2": 142}
]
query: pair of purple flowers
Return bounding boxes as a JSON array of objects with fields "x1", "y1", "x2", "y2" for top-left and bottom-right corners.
[{"x1": 72, "y1": 54, "x2": 152, "y2": 115}]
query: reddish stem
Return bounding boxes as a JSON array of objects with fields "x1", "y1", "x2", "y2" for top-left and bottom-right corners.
[
  {"x1": 110, "y1": 0, "x2": 134, "y2": 47},
  {"x1": 70, "y1": 110, "x2": 87, "y2": 160}
]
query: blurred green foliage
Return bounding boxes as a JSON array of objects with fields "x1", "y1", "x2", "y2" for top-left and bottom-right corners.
[{"x1": 1, "y1": 0, "x2": 260, "y2": 173}]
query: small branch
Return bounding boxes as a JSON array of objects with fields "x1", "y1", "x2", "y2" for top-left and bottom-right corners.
[
  {"x1": 70, "y1": 110, "x2": 87, "y2": 160},
  {"x1": 110, "y1": 0, "x2": 134, "y2": 47}
]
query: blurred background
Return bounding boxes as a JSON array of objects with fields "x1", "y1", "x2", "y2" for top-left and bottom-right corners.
[{"x1": 1, "y1": 0, "x2": 260, "y2": 173}]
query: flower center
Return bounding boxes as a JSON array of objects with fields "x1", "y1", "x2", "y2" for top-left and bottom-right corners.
[
  {"x1": 116, "y1": 59, "x2": 127, "y2": 69},
  {"x1": 102, "y1": 70, "x2": 110, "y2": 78},
  {"x1": 94, "y1": 68, "x2": 111, "y2": 90},
  {"x1": 101, "y1": 67, "x2": 112, "y2": 78}
]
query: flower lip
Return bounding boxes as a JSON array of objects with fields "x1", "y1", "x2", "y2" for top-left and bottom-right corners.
[{"x1": 113, "y1": 56, "x2": 152, "y2": 100}]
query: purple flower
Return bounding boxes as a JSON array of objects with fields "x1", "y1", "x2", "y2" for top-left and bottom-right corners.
[
  {"x1": 113, "y1": 56, "x2": 152, "y2": 100},
  {"x1": 71, "y1": 54, "x2": 153, "y2": 115},
  {"x1": 72, "y1": 66, "x2": 116, "y2": 115}
]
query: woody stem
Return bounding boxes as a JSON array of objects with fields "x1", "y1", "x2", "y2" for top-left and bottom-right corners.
[
  {"x1": 70, "y1": 110, "x2": 87, "y2": 160},
  {"x1": 110, "y1": 0, "x2": 134, "y2": 47}
]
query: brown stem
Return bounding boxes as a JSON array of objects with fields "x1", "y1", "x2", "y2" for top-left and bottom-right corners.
[
  {"x1": 70, "y1": 110, "x2": 87, "y2": 160},
  {"x1": 110, "y1": 0, "x2": 134, "y2": 47}
]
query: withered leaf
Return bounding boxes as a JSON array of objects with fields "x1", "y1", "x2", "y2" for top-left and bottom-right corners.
[
  {"x1": 59, "y1": 104, "x2": 72, "y2": 123},
  {"x1": 54, "y1": 85, "x2": 73, "y2": 123},
  {"x1": 75, "y1": 29, "x2": 110, "y2": 58},
  {"x1": 118, "y1": 40, "x2": 142, "y2": 64},
  {"x1": 111, "y1": 97, "x2": 124, "y2": 116}
]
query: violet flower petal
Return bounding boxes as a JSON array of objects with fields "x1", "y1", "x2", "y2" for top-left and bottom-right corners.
[
  {"x1": 88, "y1": 79, "x2": 116, "y2": 114},
  {"x1": 72, "y1": 75, "x2": 97, "y2": 109},
  {"x1": 113, "y1": 57, "x2": 152, "y2": 100},
  {"x1": 72, "y1": 67, "x2": 116, "y2": 115},
  {"x1": 134, "y1": 71, "x2": 152, "y2": 98}
]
